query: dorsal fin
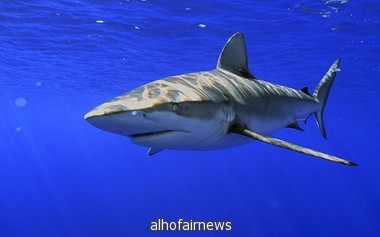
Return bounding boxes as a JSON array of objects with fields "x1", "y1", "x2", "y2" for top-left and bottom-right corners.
[{"x1": 217, "y1": 32, "x2": 255, "y2": 79}]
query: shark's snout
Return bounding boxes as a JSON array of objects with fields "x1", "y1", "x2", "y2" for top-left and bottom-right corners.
[
  {"x1": 84, "y1": 102, "x2": 131, "y2": 120},
  {"x1": 84, "y1": 101, "x2": 149, "y2": 135},
  {"x1": 84, "y1": 109, "x2": 103, "y2": 120}
]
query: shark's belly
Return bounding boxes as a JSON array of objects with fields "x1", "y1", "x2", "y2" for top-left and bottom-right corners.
[{"x1": 156, "y1": 132, "x2": 253, "y2": 151}]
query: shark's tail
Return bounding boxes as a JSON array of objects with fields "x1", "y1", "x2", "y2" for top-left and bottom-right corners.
[{"x1": 313, "y1": 58, "x2": 340, "y2": 139}]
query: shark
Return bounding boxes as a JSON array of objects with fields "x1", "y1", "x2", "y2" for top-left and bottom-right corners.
[{"x1": 84, "y1": 32, "x2": 357, "y2": 166}]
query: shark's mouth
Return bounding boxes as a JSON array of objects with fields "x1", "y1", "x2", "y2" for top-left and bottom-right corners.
[{"x1": 130, "y1": 130, "x2": 174, "y2": 138}]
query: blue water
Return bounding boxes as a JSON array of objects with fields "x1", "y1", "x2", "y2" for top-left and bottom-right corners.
[{"x1": 1, "y1": 1, "x2": 379, "y2": 236}]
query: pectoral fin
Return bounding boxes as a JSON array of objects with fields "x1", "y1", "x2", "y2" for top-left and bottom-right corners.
[
  {"x1": 230, "y1": 124, "x2": 357, "y2": 166},
  {"x1": 148, "y1": 147, "x2": 164, "y2": 156}
]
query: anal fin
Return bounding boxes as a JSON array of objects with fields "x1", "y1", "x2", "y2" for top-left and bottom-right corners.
[{"x1": 229, "y1": 124, "x2": 357, "y2": 166}]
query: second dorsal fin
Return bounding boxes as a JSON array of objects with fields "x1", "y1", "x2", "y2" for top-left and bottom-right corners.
[{"x1": 301, "y1": 87, "x2": 311, "y2": 95}]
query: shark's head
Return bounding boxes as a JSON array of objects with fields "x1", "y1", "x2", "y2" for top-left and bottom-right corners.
[
  {"x1": 85, "y1": 32, "x2": 255, "y2": 154},
  {"x1": 84, "y1": 77, "x2": 235, "y2": 153}
]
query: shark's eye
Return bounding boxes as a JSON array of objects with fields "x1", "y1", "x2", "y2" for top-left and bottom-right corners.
[{"x1": 172, "y1": 103, "x2": 181, "y2": 113}]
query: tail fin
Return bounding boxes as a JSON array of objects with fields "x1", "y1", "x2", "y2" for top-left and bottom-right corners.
[{"x1": 313, "y1": 59, "x2": 341, "y2": 139}]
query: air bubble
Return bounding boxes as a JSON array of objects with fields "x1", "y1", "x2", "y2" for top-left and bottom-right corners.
[{"x1": 15, "y1": 98, "x2": 27, "y2": 107}]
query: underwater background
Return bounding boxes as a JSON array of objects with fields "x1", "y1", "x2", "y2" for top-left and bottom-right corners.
[{"x1": 1, "y1": 0, "x2": 379, "y2": 236}]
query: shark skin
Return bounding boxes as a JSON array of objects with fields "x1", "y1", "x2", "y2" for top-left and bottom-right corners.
[{"x1": 85, "y1": 32, "x2": 357, "y2": 166}]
